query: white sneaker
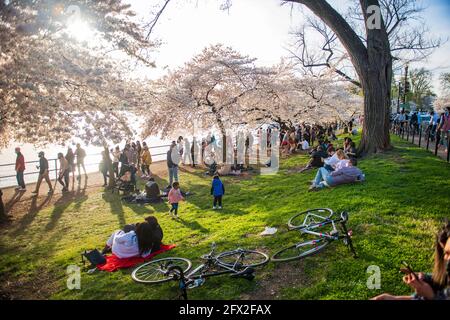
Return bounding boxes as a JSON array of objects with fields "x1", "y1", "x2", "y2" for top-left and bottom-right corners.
[
  {"x1": 213, "y1": 206, "x2": 217, "y2": 210},
  {"x1": 218, "y1": 206, "x2": 222, "y2": 210}
]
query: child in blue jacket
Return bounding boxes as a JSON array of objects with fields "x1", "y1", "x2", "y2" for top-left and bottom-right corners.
[{"x1": 211, "y1": 175, "x2": 225, "y2": 210}]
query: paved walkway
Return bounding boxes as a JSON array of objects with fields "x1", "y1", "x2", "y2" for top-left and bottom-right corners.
[{"x1": 0, "y1": 160, "x2": 169, "y2": 219}]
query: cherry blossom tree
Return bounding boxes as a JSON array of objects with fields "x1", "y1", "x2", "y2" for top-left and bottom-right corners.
[
  {"x1": 0, "y1": 0, "x2": 157, "y2": 199},
  {"x1": 142, "y1": 44, "x2": 271, "y2": 161},
  {"x1": 237, "y1": 62, "x2": 363, "y2": 128},
  {"x1": 143, "y1": 49, "x2": 362, "y2": 145},
  {"x1": 283, "y1": 0, "x2": 440, "y2": 154}
]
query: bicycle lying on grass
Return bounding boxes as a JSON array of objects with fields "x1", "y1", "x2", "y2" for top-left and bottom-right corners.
[
  {"x1": 271, "y1": 208, "x2": 357, "y2": 262},
  {"x1": 131, "y1": 243, "x2": 269, "y2": 299}
]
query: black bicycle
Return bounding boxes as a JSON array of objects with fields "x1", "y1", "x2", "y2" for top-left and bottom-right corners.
[
  {"x1": 131, "y1": 243, "x2": 269, "y2": 299},
  {"x1": 271, "y1": 208, "x2": 357, "y2": 262}
]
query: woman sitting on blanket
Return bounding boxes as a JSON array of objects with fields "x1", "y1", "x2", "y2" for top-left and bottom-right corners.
[{"x1": 102, "y1": 216, "x2": 163, "y2": 258}]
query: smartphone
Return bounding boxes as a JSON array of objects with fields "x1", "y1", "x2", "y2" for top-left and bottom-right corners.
[{"x1": 400, "y1": 261, "x2": 418, "y2": 279}]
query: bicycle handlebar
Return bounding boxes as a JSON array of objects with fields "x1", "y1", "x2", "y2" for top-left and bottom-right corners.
[{"x1": 340, "y1": 211, "x2": 349, "y2": 223}]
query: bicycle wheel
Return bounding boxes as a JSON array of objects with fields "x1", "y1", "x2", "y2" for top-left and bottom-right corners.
[
  {"x1": 288, "y1": 208, "x2": 334, "y2": 229},
  {"x1": 131, "y1": 257, "x2": 192, "y2": 284},
  {"x1": 271, "y1": 238, "x2": 329, "y2": 262},
  {"x1": 216, "y1": 249, "x2": 269, "y2": 268}
]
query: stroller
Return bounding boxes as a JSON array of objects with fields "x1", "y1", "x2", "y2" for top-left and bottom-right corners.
[{"x1": 113, "y1": 164, "x2": 137, "y2": 194}]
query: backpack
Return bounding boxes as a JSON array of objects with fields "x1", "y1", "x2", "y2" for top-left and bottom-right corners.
[{"x1": 81, "y1": 249, "x2": 106, "y2": 268}]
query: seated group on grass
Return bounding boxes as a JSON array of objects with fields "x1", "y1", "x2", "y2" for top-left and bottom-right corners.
[
  {"x1": 102, "y1": 216, "x2": 163, "y2": 259},
  {"x1": 307, "y1": 144, "x2": 365, "y2": 191},
  {"x1": 373, "y1": 220, "x2": 450, "y2": 300}
]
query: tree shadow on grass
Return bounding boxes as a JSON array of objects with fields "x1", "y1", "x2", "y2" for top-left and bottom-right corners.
[
  {"x1": 45, "y1": 192, "x2": 76, "y2": 231},
  {"x1": 102, "y1": 191, "x2": 126, "y2": 227},
  {"x1": 11, "y1": 193, "x2": 53, "y2": 236},
  {"x1": 5, "y1": 189, "x2": 26, "y2": 214},
  {"x1": 45, "y1": 179, "x2": 89, "y2": 231},
  {"x1": 173, "y1": 216, "x2": 209, "y2": 233},
  {"x1": 73, "y1": 178, "x2": 88, "y2": 211},
  {"x1": 180, "y1": 183, "x2": 248, "y2": 216}
]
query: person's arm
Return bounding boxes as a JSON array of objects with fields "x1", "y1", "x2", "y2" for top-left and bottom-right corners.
[
  {"x1": 330, "y1": 169, "x2": 344, "y2": 177},
  {"x1": 371, "y1": 293, "x2": 413, "y2": 300},
  {"x1": 403, "y1": 273, "x2": 435, "y2": 300}
]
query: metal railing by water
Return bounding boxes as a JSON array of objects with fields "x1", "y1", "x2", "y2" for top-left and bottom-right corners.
[{"x1": 0, "y1": 144, "x2": 171, "y2": 187}]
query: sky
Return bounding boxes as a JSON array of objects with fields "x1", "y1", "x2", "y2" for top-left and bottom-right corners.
[{"x1": 127, "y1": 0, "x2": 450, "y2": 94}]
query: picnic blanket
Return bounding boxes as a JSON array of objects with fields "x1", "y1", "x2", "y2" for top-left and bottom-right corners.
[{"x1": 97, "y1": 244, "x2": 176, "y2": 272}]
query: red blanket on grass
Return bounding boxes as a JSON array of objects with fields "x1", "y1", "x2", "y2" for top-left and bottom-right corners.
[{"x1": 97, "y1": 244, "x2": 176, "y2": 272}]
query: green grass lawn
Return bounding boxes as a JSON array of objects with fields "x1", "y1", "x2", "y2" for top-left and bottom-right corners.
[{"x1": 1, "y1": 134, "x2": 450, "y2": 300}]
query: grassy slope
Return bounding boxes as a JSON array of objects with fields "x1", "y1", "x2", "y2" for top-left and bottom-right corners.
[{"x1": 1, "y1": 135, "x2": 449, "y2": 300}]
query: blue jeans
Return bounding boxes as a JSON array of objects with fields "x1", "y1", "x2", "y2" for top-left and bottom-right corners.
[
  {"x1": 313, "y1": 167, "x2": 331, "y2": 187},
  {"x1": 168, "y1": 166, "x2": 178, "y2": 186},
  {"x1": 16, "y1": 171, "x2": 25, "y2": 188},
  {"x1": 170, "y1": 203, "x2": 179, "y2": 215}
]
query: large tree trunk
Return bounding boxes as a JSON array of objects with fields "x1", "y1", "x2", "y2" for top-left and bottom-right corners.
[
  {"x1": 359, "y1": 67, "x2": 392, "y2": 154},
  {"x1": 358, "y1": 0, "x2": 393, "y2": 154},
  {"x1": 288, "y1": 0, "x2": 393, "y2": 154},
  {"x1": 0, "y1": 189, "x2": 6, "y2": 221},
  {"x1": 213, "y1": 109, "x2": 228, "y2": 163}
]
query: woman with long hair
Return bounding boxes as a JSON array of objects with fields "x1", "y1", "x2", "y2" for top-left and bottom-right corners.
[
  {"x1": 372, "y1": 220, "x2": 450, "y2": 300},
  {"x1": 103, "y1": 217, "x2": 163, "y2": 258}
]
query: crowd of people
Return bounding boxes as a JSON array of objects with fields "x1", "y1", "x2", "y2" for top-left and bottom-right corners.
[
  {"x1": 14, "y1": 143, "x2": 89, "y2": 196},
  {"x1": 277, "y1": 121, "x2": 357, "y2": 156},
  {"x1": 392, "y1": 106, "x2": 450, "y2": 153},
  {"x1": 12, "y1": 123, "x2": 358, "y2": 198},
  {"x1": 11, "y1": 141, "x2": 154, "y2": 196},
  {"x1": 9, "y1": 117, "x2": 450, "y2": 301}
]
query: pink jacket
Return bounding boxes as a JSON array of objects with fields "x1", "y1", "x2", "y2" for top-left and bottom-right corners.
[{"x1": 168, "y1": 188, "x2": 184, "y2": 204}]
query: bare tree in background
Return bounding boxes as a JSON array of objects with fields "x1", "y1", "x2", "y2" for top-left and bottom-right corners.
[
  {"x1": 441, "y1": 73, "x2": 450, "y2": 93},
  {"x1": 409, "y1": 68, "x2": 434, "y2": 108},
  {"x1": 284, "y1": 0, "x2": 441, "y2": 154}
]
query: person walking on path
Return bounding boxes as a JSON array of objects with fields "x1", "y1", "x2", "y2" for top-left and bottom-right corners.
[
  {"x1": 99, "y1": 150, "x2": 111, "y2": 187},
  {"x1": 65, "y1": 147, "x2": 75, "y2": 187},
  {"x1": 140, "y1": 145, "x2": 152, "y2": 177},
  {"x1": 167, "y1": 141, "x2": 179, "y2": 189},
  {"x1": 32, "y1": 151, "x2": 53, "y2": 196},
  {"x1": 15, "y1": 147, "x2": 26, "y2": 191},
  {"x1": 437, "y1": 106, "x2": 450, "y2": 154},
  {"x1": 57, "y1": 152, "x2": 70, "y2": 192},
  {"x1": 136, "y1": 141, "x2": 142, "y2": 169},
  {"x1": 75, "y1": 143, "x2": 87, "y2": 180},
  {"x1": 111, "y1": 146, "x2": 121, "y2": 178},
  {"x1": 177, "y1": 136, "x2": 184, "y2": 164}
]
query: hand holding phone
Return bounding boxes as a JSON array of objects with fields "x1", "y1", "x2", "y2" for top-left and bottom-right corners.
[{"x1": 400, "y1": 261, "x2": 418, "y2": 279}]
